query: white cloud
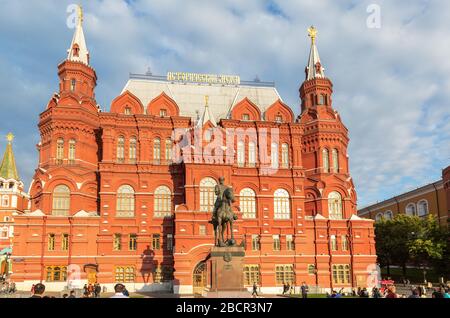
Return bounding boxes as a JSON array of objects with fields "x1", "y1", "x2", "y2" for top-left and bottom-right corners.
[{"x1": 0, "y1": 0, "x2": 448, "y2": 206}]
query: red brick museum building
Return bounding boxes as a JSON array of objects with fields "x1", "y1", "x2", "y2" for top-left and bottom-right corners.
[{"x1": 10, "y1": 11, "x2": 377, "y2": 294}]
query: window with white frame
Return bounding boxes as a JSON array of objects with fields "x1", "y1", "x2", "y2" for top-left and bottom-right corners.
[
  {"x1": 328, "y1": 191, "x2": 343, "y2": 219},
  {"x1": 56, "y1": 138, "x2": 64, "y2": 164},
  {"x1": 271, "y1": 142, "x2": 279, "y2": 169},
  {"x1": 281, "y1": 143, "x2": 289, "y2": 168},
  {"x1": 375, "y1": 213, "x2": 383, "y2": 222},
  {"x1": 117, "y1": 136, "x2": 125, "y2": 163},
  {"x1": 330, "y1": 235, "x2": 338, "y2": 251},
  {"x1": 200, "y1": 177, "x2": 217, "y2": 212},
  {"x1": 68, "y1": 139, "x2": 76, "y2": 164},
  {"x1": 405, "y1": 203, "x2": 416, "y2": 216},
  {"x1": 239, "y1": 188, "x2": 256, "y2": 219},
  {"x1": 274, "y1": 189, "x2": 290, "y2": 219},
  {"x1": 165, "y1": 139, "x2": 172, "y2": 163},
  {"x1": 154, "y1": 186, "x2": 171, "y2": 218},
  {"x1": 384, "y1": 210, "x2": 393, "y2": 220},
  {"x1": 332, "y1": 149, "x2": 339, "y2": 173},
  {"x1": 153, "y1": 138, "x2": 161, "y2": 164},
  {"x1": 129, "y1": 137, "x2": 137, "y2": 163},
  {"x1": 116, "y1": 185, "x2": 135, "y2": 217},
  {"x1": 248, "y1": 142, "x2": 256, "y2": 167},
  {"x1": 417, "y1": 200, "x2": 428, "y2": 217},
  {"x1": 1, "y1": 195, "x2": 9, "y2": 207},
  {"x1": 322, "y1": 148, "x2": 329, "y2": 173},
  {"x1": 237, "y1": 141, "x2": 245, "y2": 167},
  {"x1": 52, "y1": 185, "x2": 70, "y2": 216}
]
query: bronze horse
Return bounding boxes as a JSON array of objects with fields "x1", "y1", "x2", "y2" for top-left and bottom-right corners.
[{"x1": 210, "y1": 187, "x2": 238, "y2": 247}]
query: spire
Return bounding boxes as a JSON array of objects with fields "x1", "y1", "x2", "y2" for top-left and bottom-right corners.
[
  {"x1": 305, "y1": 26, "x2": 325, "y2": 80},
  {"x1": 196, "y1": 95, "x2": 217, "y2": 128},
  {"x1": 67, "y1": 4, "x2": 90, "y2": 65},
  {"x1": 0, "y1": 133, "x2": 19, "y2": 181}
]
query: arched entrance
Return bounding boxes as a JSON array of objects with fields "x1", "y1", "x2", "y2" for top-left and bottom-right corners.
[{"x1": 193, "y1": 261, "x2": 207, "y2": 295}]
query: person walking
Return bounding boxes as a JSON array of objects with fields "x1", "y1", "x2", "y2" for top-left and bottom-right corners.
[
  {"x1": 68, "y1": 290, "x2": 76, "y2": 298},
  {"x1": 94, "y1": 283, "x2": 101, "y2": 298},
  {"x1": 372, "y1": 287, "x2": 382, "y2": 298},
  {"x1": 30, "y1": 283, "x2": 46, "y2": 298},
  {"x1": 385, "y1": 286, "x2": 398, "y2": 298},
  {"x1": 408, "y1": 289, "x2": 420, "y2": 298},
  {"x1": 110, "y1": 284, "x2": 129, "y2": 298},
  {"x1": 252, "y1": 282, "x2": 259, "y2": 298},
  {"x1": 300, "y1": 282, "x2": 309, "y2": 299}
]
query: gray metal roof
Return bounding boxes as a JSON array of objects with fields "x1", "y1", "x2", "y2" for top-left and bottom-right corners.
[{"x1": 121, "y1": 73, "x2": 282, "y2": 121}]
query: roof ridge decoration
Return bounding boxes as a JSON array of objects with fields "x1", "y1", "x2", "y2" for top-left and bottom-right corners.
[
  {"x1": 0, "y1": 133, "x2": 20, "y2": 181},
  {"x1": 306, "y1": 26, "x2": 325, "y2": 80},
  {"x1": 196, "y1": 95, "x2": 217, "y2": 128},
  {"x1": 67, "y1": 4, "x2": 90, "y2": 65}
]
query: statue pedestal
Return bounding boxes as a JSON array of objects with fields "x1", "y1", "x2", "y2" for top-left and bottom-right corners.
[{"x1": 206, "y1": 246, "x2": 249, "y2": 297}]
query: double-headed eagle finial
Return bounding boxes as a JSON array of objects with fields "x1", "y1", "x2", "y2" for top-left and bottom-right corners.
[{"x1": 308, "y1": 26, "x2": 317, "y2": 44}]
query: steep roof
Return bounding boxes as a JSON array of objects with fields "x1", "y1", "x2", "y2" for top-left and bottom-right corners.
[
  {"x1": 305, "y1": 26, "x2": 325, "y2": 80},
  {"x1": 67, "y1": 5, "x2": 90, "y2": 65},
  {"x1": 0, "y1": 133, "x2": 19, "y2": 181}
]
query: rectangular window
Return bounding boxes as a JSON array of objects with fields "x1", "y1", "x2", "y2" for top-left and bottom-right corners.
[
  {"x1": 56, "y1": 139, "x2": 64, "y2": 164},
  {"x1": 68, "y1": 140, "x2": 76, "y2": 164},
  {"x1": 286, "y1": 235, "x2": 294, "y2": 251},
  {"x1": 129, "y1": 234, "x2": 137, "y2": 251},
  {"x1": 242, "y1": 114, "x2": 250, "y2": 121},
  {"x1": 341, "y1": 235, "x2": 348, "y2": 251},
  {"x1": 273, "y1": 235, "x2": 280, "y2": 251},
  {"x1": 48, "y1": 234, "x2": 55, "y2": 251},
  {"x1": 331, "y1": 235, "x2": 338, "y2": 251},
  {"x1": 243, "y1": 265, "x2": 260, "y2": 285},
  {"x1": 275, "y1": 265, "x2": 295, "y2": 285},
  {"x1": 165, "y1": 139, "x2": 172, "y2": 163},
  {"x1": 152, "y1": 234, "x2": 160, "y2": 250},
  {"x1": 166, "y1": 234, "x2": 173, "y2": 251},
  {"x1": 46, "y1": 266, "x2": 67, "y2": 282},
  {"x1": 160, "y1": 109, "x2": 167, "y2": 117},
  {"x1": 252, "y1": 235, "x2": 260, "y2": 251},
  {"x1": 332, "y1": 264, "x2": 351, "y2": 284},
  {"x1": 115, "y1": 266, "x2": 135, "y2": 283},
  {"x1": 199, "y1": 225, "x2": 206, "y2": 236},
  {"x1": 113, "y1": 233, "x2": 122, "y2": 251},
  {"x1": 307, "y1": 264, "x2": 316, "y2": 275},
  {"x1": 61, "y1": 234, "x2": 69, "y2": 251}
]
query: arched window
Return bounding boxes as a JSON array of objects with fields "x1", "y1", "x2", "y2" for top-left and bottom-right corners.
[
  {"x1": 328, "y1": 191, "x2": 343, "y2": 219},
  {"x1": 322, "y1": 148, "x2": 329, "y2": 173},
  {"x1": 129, "y1": 137, "x2": 137, "y2": 163},
  {"x1": 52, "y1": 185, "x2": 70, "y2": 216},
  {"x1": 375, "y1": 213, "x2": 383, "y2": 222},
  {"x1": 116, "y1": 185, "x2": 135, "y2": 217},
  {"x1": 200, "y1": 177, "x2": 217, "y2": 212},
  {"x1": 124, "y1": 107, "x2": 132, "y2": 115},
  {"x1": 281, "y1": 143, "x2": 289, "y2": 168},
  {"x1": 384, "y1": 210, "x2": 393, "y2": 220},
  {"x1": 240, "y1": 188, "x2": 256, "y2": 219},
  {"x1": 117, "y1": 136, "x2": 125, "y2": 163},
  {"x1": 248, "y1": 142, "x2": 256, "y2": 167},
  {"x1": 68, "y1": 139, "x2": 76, "y2": 164},
  {"x1": 56, "y1": 138, "x2": 64, "y2": 164},
  {"x1": 332, "y1": 149, "x2": 339, "y2": 173},
  {"x1": 154, "y1": 186, "x2": 172, "y2": 218},
  {"x1": 165, "y1": 139, "x2": 172, "y2": 163},
  {"x1": 417, "y1": 200, "x2": 428, "y2": 217},
  {"x1": 153, "y1": 138, "x2": 161, "y2": 165},
  {"x1": 237, "y1": 141, "x2": 245, "y2": 167},
  {"x1": 271, "y1": 142, "x2": 279, "y2": 169},
  {"x1": 405, "y1": 203, "x2": 416, "y2": 216},
  {"x1": 274, "y1": 189, "x2": 290, "y2": 219}
]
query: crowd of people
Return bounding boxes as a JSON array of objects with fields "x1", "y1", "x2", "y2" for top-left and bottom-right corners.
[
  {"x1": 0, "y1": 281, "x2": 16, "y2": 294},
  {"x1": 29, "y1": 283, "x2": 131, "y2": 299}
]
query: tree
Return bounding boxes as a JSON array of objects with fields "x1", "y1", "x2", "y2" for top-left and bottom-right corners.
[{"x1": 375, "y1": 214, "x2": 449, "y2": 281}]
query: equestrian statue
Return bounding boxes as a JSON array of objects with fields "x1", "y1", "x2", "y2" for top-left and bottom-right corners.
[{"x1": 209, "y1": 177, "x2": 238, "y2": 247}]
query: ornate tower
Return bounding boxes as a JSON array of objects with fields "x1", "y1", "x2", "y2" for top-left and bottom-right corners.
[
  {"x1": 299, "y1": 27, "x2": 357, "y2": 218},
  {"x1": 29, "y1": 5, "x2": 100, "y2": 215},
  {"x1": 0, "y1": 133, "x2": 29, "y2": 251}
]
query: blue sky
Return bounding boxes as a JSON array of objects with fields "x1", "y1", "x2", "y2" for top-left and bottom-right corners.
[{"x1": 0, "y1": 0, "x2": 449, "y2": 207}]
